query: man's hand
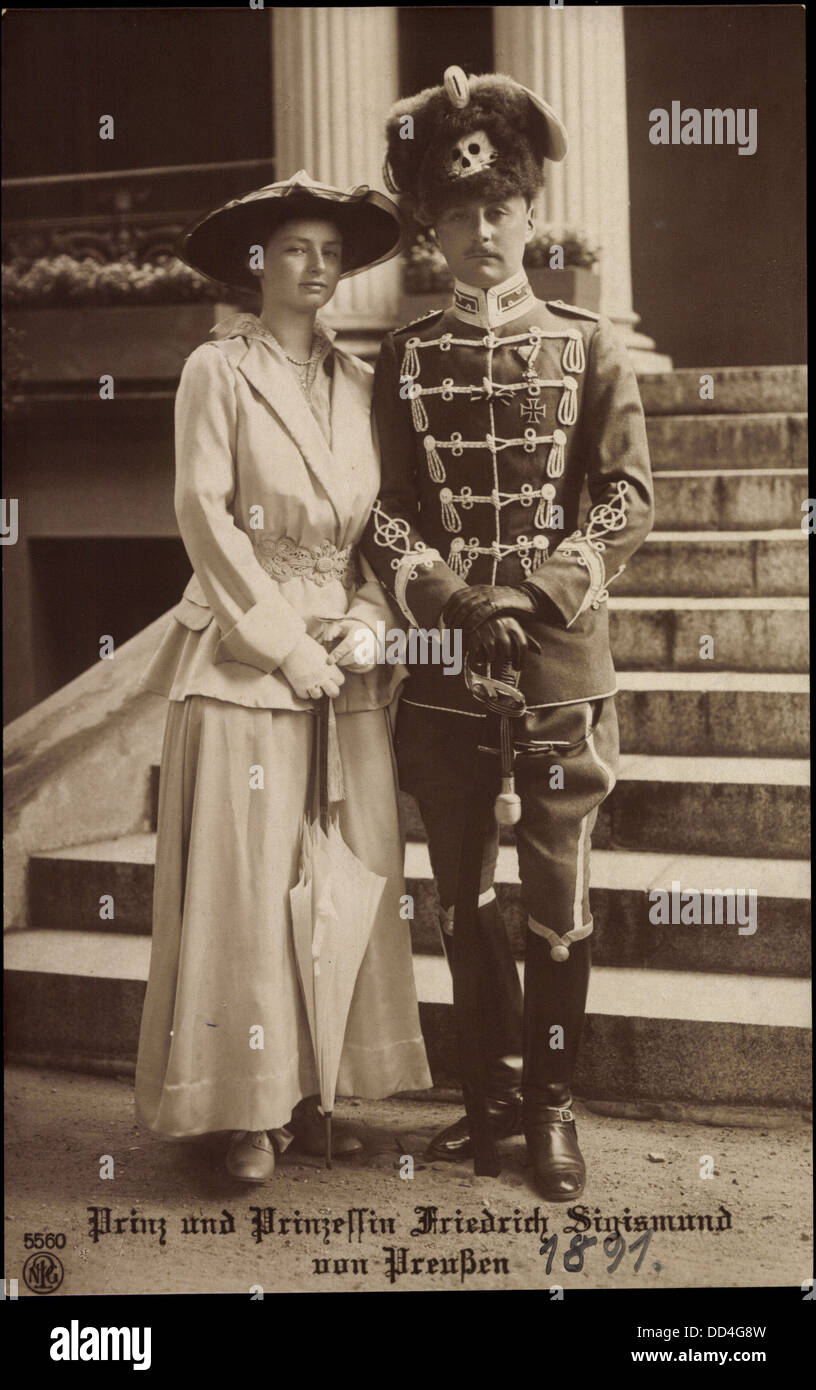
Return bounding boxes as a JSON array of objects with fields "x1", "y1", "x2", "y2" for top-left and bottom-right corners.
[
  {"x1": 443, "y1": 585, "x2": 539, "y2": 669},
  {"x1": 443, "y1": 584, "x2": 537, "y2": 638},
  {"x1": 470, "y1": 614, "x2": 531, "y2": 667}
]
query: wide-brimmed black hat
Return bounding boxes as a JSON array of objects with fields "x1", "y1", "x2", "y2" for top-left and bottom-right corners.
[{"x1": 178, "y1": 169, "x2": 404, "y2": 294}]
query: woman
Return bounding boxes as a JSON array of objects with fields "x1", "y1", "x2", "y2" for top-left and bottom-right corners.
[{"x1": 135, "y1": 170, "x2": 432, "y2": 1181}]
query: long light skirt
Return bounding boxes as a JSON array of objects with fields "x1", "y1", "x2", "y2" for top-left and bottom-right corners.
[{"x1": 135, "y1": 696, "x2": 432, "y2": 1136}]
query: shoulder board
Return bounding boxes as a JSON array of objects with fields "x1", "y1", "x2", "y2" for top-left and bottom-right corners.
[
  {"x1": 394, "y1": 306, "x2": 445, "y2": 334},
  {"x1": 546, "y1": 299, "x2": 601, "y2": 322}
]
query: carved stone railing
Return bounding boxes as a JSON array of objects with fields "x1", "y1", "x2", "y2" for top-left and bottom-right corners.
[
  {"x1": 1, "y1": 157, "x2": 393, "y2": 373},
  {"x1": 2, "y1": 157, "x2": 276, "y2": 267}
]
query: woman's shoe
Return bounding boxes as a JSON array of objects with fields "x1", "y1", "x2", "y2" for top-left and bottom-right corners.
[
  {"x1": 225, "y1": 1130, "x2": 276, "y2": 1182},
  {"x1": 289, "y1": 1096, "x2": 363, "y2": 1156}
]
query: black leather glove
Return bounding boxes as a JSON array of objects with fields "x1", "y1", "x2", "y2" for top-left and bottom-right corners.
[
  {"x1": 520, "y1": 582, "x2": 565, "y2": 627},
  {"x1": 470, "y1": 614, "x2": 531, "y2": 667},
  {"x1": 442, "y1": 584, "x2": 537, "y2": 639}
]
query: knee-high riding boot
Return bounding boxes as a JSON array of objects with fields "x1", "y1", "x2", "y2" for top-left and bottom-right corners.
[
  {"x1": 522, "y1": 923, "x2": 591, "y2": 1200},
  {"x1": 426, "y1": 895, "x2": 524, "y2": 1161}
]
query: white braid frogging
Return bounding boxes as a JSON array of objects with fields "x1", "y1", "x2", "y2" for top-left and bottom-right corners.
[
  {"x1": 369, "y1": 500, "x2": 444, "y2": 624},
  {"x1": 557, "y1": 480, "x2": 631, "y2": 628},
  {"x1": 447, "y1": 533, "x2": 550, "y2": 579},
  {"x1": 399, "y1": 326, "x2": 585, "y2": 487},
  {"x1": 438, "y1": 482, "x2": 557, "y2": 535}
]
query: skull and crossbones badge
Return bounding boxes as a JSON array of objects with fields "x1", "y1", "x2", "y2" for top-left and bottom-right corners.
[{"x1": 448, "y1": 129, "x2": 499, "y2": 180}]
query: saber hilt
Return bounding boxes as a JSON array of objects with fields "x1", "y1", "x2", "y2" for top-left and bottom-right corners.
[
  {"x1": 463, "y1": 652, "x2": 526, "y2": 716},
  {"x1": 464, "y1": 641, "x2": 540, "y2": 825}
]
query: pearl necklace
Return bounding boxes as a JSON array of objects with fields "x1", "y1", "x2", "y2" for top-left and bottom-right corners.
[{"x1": 284, "y1": 337, "x2": 323, "y2": 399}]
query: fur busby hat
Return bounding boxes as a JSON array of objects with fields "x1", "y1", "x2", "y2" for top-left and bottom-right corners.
[
  {"x1": 384, "y1": 67, "x2": 568, "y2": 226},
  {"x1": 179, "y1": 169, "x2": 404, "y2": 294}
]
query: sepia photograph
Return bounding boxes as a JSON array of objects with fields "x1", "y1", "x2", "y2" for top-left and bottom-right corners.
[{"x1": 2, "y1": 1, "x2": 810, "y2": 1361}]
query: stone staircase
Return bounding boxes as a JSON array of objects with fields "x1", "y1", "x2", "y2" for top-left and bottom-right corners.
[{"x1": 5, "y1": 366, "x2": 810, "y2": 1109}]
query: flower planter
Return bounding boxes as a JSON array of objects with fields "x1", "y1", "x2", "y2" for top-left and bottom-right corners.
[
  {"x1": 526, "y1": 267, "x2": 601, "y2": 312},
  {"x1": 399, "y1": 266, "x2": 601, "y2": 324},
  {"x1": 5, "y1": 303, "x2": 230, "y2": 383}
]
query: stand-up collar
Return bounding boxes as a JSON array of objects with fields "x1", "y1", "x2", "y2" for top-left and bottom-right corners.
[{"x1": 451, "y1": 268, "x2": 535, "y2": 329}]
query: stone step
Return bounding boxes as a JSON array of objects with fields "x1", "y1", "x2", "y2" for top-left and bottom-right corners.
[
  {"x1": 414, "y1": 955, "x2": 811, "y2": 1106},
  {"x1": 618, "y1": 531, "x2": 807, "y2": 598},
  {"x1": 29, "y1": 834, "x2": 158, "y2": 937},
  {"x1": 616, "y1": 672, "x2": 809, "y2": 758},
  {"x1": 145, "y1": 669, "x2": 807, "y2": 838},
  {"x1": 4, "y1": 930, "x2": 810, "y2": 1105},
  {"x1": 29, "y1": 835, "x2": 810, "y2": 975},
  {"x1": 652, "y1": 469, "x2": 808, "y2": 531},
  {"x1": 638, "y1": 366, "x2": 807, "y2": 417},
  {"x1": 599, "y1": 754, "x2": 809, "y2": 859},
  {"x1": 646, "y1": 413, "x2": 806, "y2": 472},
  {"x1": 33, "y1": 743, "x2": 810, "y2": 939},
  {"x1": 403, "y1": 842, "x2": 810, "y2": 976},
  {"x1": 608, "y1": 597, "x2": 809, "y2": 672},
  {"x1": 400, "y1": 756, "x2": 809, "y2": 858}
]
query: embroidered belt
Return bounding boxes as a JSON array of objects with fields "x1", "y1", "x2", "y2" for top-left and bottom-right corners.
[{"x1": 254, "y1": 535, "x2": 359, "y2": 588}]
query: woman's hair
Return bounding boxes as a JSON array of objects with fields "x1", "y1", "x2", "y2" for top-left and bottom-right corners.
[{"x1": 257, "y1": 204, "x2": 345, "y2": 265}]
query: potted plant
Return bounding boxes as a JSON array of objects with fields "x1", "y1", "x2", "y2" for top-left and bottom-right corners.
[
  {"x1": 2, "y1": 255, "x2": 250, "y2": 383},
  {"x1": 400, "y1": 225, "x2": 601, "y2": 321}
]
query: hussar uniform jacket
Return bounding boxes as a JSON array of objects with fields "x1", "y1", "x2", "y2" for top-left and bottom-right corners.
[{"x1": 361, "y1": 274, "x2": 655, "y2": 715}]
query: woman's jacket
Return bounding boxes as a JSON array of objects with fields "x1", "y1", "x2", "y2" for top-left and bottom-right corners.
[{"x1": 143, "y1": 314, "x2": 402, "y2": 713}]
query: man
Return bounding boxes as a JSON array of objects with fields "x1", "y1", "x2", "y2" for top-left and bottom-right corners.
[{"x1": 362, "y1": 68, "x2": 654, "y2": 1200}]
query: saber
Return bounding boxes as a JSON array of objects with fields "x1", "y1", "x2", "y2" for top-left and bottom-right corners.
[
  {"x1": 464, "y1": 638, "x2": 540, "y2": 826},
  {"x1": 449, "y1": 641, "x2": 539, "y2": 1176},
  {"x1": 496, "y1": 703, "x2": 521, "y2": 826},
  {"x1": 451, "y1": 750, "x2": 503, "y2": 1176}
]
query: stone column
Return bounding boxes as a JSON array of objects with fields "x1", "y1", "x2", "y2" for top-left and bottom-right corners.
[
  {"x1": 272, "y1": 7, "x2": 401, "y2": 327},
  {"x1": 493, "y1": 5, "x2": 669, "y2": 368}
]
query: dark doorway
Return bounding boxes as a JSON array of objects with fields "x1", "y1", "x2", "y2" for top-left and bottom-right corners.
[
  {"x1": 625, "y1": 5, "x2": 806, "y2": 366},
  {"x1": 398, "y1": 7, "x2": 494, "y2": 97},
  {"x1": 28, "y1": 536, "x2": 190, "y2": 700}
]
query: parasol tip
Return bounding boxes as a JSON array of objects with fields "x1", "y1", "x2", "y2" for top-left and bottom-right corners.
[{"x1": 325, "y1": 1112, "x2": 332, "y2": 1170}]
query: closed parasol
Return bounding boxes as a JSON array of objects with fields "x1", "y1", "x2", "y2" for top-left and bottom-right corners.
[{"x1": 289, "y1": 696, "x2": 387, "y2": 1167}]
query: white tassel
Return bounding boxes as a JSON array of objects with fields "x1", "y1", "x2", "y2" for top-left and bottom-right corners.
[
  {"x1": 410, "y1": 391, "x2": 429, "y2": 433},
  {"x1": 495, "y1": 779, "x2": 521, "y2": 825},
  {"x1": 562, "y1": 335, "x2": 585, "y2": 374},
  {"x1": 325, "y1": 700, "x2": 346, "y2": 804},
  {"x1": 424, "y1": 435, "x2": 446, "y2": 484},
  {"x1": 546, "y1": 429, "x2": 567, "y2": 478},
  {"x1": 534, "y1": 494, "x2": 554, "y2": 529},
  {"x1": 401, "y1": 339, "x2": 421, "y2": 380},
  {"x1": 557, "y1": 378, "x2": 577, "y2": 426},
  {"x1": 529, "y1": 538, "x2": 549, "y2": 571},
  {"x1": 439, "y1": 487, "x2": 461, "y2": 533},
  {"x1": 448, "y1": 541, "x2": 467, "y2": 576}
]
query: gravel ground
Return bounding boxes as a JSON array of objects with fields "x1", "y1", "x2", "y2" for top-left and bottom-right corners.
[{"x1": 5, "y1": 1065, "x2": 812, "y2": 1296}]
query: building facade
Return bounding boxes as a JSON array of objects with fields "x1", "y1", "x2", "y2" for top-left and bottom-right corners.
[{"x1": 2, "y1": 5, "x2": 806, "y2": 719}]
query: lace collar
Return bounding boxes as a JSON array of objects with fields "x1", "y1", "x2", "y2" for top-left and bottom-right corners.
[
  {"x1": 451, "y1": 269, "x2": 535, "y2": 329},
  {"x1": 210, "y1": 311, "x2": 336, "y2": 353}
]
